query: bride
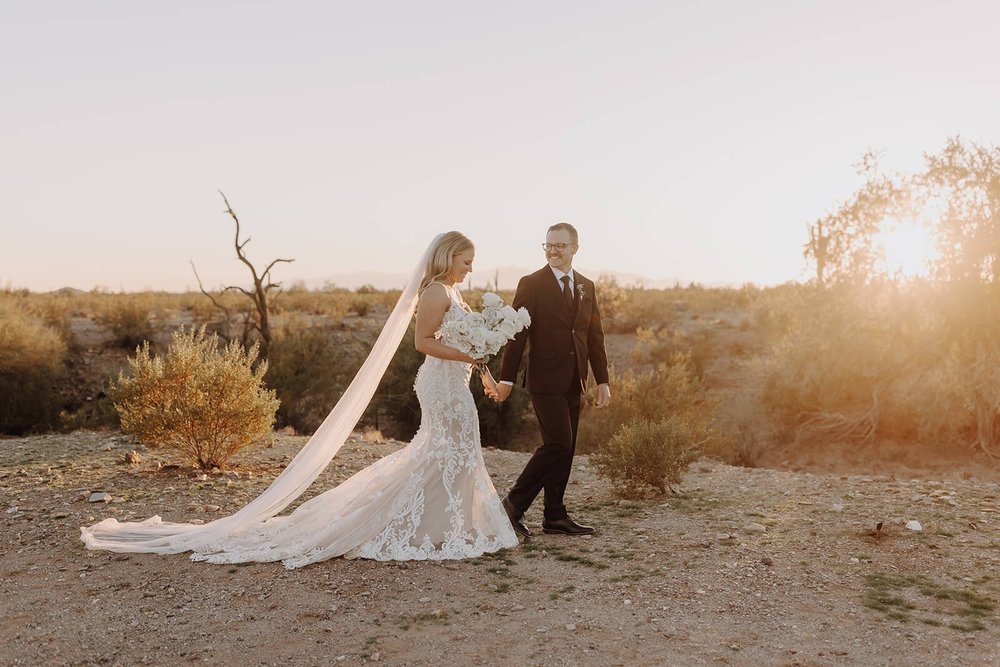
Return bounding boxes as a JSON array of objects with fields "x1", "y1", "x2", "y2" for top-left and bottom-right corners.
[{"x1": 81, "y1": 232, "x2": 520, "y2": 567}]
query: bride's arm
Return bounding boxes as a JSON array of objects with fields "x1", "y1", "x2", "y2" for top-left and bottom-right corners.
[
  {"x1": 415, "y1": 284, "x2": 481, "y2": 363},
  {"x1": 479, "y1": 364, "x2": 499, "y2": 399}
]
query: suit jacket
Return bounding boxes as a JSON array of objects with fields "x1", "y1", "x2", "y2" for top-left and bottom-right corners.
[{"x1": 499, "y1": 266, "x2": 610, "y2": 394}]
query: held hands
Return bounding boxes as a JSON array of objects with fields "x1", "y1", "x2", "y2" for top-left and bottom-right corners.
[
  {"x1": 495, "y1": 382, "x2": 512, "y2": 403},
  {"x1": 595, "y1": 383, "x2": 612, "y2": 409},
  {"x1": 492, "y1": 383, "x2": 607, "y2": 405},
  {"x1": 479, "y1": 364, "x2": 500, "y2": 401}
]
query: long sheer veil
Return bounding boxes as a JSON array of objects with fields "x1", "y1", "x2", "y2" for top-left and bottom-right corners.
[{"x1": 80, "y1": 234, "x2": 443, "y2": 555}]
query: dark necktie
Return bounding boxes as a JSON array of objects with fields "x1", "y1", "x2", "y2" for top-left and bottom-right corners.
[{"x1": 561, "y1": 275, "x2": 574, "y2": 313}]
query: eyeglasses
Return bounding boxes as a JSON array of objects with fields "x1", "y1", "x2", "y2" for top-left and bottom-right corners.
[{"x1": 542, "y1": 243, "x2": 574, "y2": 252}]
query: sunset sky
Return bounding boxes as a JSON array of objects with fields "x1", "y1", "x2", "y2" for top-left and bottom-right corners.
[{"x1": 2, "y1": 1, "x2": 998, "y2": 291}]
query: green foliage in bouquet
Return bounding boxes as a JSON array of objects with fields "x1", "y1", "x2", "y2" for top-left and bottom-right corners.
[{"x1": 109, "y1": 326, "x2": 278, "y2": 470}]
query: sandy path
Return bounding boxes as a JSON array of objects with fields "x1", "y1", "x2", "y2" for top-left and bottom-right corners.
[{"x1": 2, "y1": 432, "x2": 999, "y2": 666}]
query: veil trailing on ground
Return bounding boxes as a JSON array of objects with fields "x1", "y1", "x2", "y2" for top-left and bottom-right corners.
[{"x1": 80, "y1": 234, "x2": 444, "y2": 555}]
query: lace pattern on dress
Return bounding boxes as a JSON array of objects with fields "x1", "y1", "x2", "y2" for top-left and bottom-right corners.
[{"x1": 345, "y1": 286, "x2": 516, "y2": 561}]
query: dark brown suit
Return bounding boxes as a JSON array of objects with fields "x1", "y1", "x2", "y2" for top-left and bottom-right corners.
[{"x1": 499, "y1": 266, "x2": 609, "y2": 520}]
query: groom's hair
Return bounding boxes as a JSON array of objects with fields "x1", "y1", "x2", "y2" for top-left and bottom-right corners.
[{"x1": 548, "y1": 222, "x2": 578, "y2": 244}]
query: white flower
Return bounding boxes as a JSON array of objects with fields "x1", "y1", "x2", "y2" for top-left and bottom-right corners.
[
  {"x1": 434, "y1": 293, "x2": 530, "y2": 360},
  {"x1": 497, "y1": 318, "x2": 519, "y2": 338},
  {"x1": 467, "y1": 327, "x2": 488, "y2": 350},
  {"x1": 482, "y1": 292, "x2": 503, "y2": 308},
  {"x1": 486, "y1": 331, "x2": 508, "y2": 351}
]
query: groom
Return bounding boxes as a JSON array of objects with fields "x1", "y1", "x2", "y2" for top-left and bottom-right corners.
[{"x1": 496, "y1": 223, "x2": 611, "y2": 537}]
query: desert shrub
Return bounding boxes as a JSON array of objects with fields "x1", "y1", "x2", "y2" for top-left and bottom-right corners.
[
  {"x1": 760, "y1": 287, "x2": 866, "y2": 435},
  {"x1": 711, "y1": 366, "x2": 773, "y2": 467},
  {"x1": 98, "y1": 297, "x2": 158, "y2": 348},
  {"x1": 610, "y1": 285, "x2": 756, "y2": 334},
  {"x1": 748, "y1": 283, "x2": 812, "y2": 342},
  {"x1": 629, "y1": 326, "x2": 717, "y2": 380},
  {"x1": 181, "y1": 290, "x2": 240, "y2": 322},
  {"x1": 58, "y1": 396, "x2": 120, "y2": 432},
  {"x1": 351, "y1": 298, "x2": 372, "y2": 317},
  {"x1": 755, "y1": 280, "x2": 997, "y2": 456},
  {"x1": 265, "y1": 319, "x2": 369, "y2": 433},
  {"x1": 592, "y1": 416, "x2": 702, "y2": 497},
  {"x1": 611, "y1": 289, "x2": 676, "y2": 333},
  {"x1": 109, "y1": 326, "x2": 278, "y2": 470},
  {"x1": 273, "y1": 287, "x2": 350, "y2": 320},
  {"x1": 668, "y1": 283, "x2": 757, "y2": 312},
  {"x1": 0, "y1": 302, "x2": 68, "y2": 433},
  {"x1": 577, "y1": 355, "x2": 721, "y2": 454},
  {"x1": 595, "y1": 275, "x2": 628, "y2": 325}
]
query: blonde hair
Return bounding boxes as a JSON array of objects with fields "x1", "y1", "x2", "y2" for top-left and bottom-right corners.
[{"x1": 420, "y1": 231, "x2": 475, "y2": 292}]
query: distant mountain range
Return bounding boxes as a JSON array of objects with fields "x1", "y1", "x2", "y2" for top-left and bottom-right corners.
[{"x1": 305, "y1": 266, "x2": 693, "y2": 291}]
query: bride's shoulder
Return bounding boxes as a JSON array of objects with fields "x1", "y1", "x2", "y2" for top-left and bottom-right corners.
[
  {"x1": 420, "y1": 281, "x2": 451, "y2": 304},
  {"x1": 423, "y1": 280, "x2": 451, "y2": 293}
]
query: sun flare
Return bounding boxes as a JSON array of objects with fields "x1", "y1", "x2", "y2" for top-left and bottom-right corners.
[{"x1": 876, "y1": 220, "x2": 938, "y2": 278}]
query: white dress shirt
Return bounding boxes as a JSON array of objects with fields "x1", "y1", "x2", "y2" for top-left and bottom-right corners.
[{"x1": 550, "y1": 266, "x2": 575, "y2": 294}]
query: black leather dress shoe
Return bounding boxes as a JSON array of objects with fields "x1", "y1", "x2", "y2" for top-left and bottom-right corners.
[
  {"x1": 502, "y1": 497, "x2": 532, "y2": 538},
  {"x1": 541, "y1": 516, "x2": 595, "y2": 536}
]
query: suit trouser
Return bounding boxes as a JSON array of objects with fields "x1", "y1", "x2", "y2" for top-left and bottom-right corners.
[{"x1": 507, "y1": 387, "x2": 582, "y2": 521}]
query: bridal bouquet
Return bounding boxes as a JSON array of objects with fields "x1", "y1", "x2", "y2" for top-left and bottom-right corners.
[{"x1": 435, "y1": 292, "x2": 531, "y2": 359}]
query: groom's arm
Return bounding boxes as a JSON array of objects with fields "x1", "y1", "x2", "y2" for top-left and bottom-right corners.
[
  {"x1": 587, "y1": 279, "x2": 610, "y2": 387},
  {"x1": 588, "y1": 284, "x2": 611, "y2": 408}
]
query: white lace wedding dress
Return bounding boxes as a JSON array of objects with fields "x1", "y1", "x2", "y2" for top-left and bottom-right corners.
[{"x1": 81, "y1": 277, "x2": 517, "y2": 568}]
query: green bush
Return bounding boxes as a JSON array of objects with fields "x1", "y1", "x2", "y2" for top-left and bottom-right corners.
[
  {"x1": 592, "y1": 416, "x2": 702, "y2": 496},
  {"x1": 0, "y1": 302, "x2": 68, "y2": 434},
  {"x1": 109, "y1": 326, "x2": 278, "y2": 470},
  {"x1": 577, "y1": 355, "x2": 718, "y2": 454}
]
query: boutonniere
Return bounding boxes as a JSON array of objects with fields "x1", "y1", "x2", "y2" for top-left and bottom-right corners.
[{"x1": 577, "y1": 283, "x2": 587, "y2": 301}]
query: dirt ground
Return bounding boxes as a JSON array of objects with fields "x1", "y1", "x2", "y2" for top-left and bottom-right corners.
[{"x1": 2, "y1": 431, "x2": 999, "y2": 666}]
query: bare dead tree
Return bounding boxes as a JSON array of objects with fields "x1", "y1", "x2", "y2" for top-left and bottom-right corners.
[{"x1": 189, "y1": 191, "x2": 294, "y2": 357}]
